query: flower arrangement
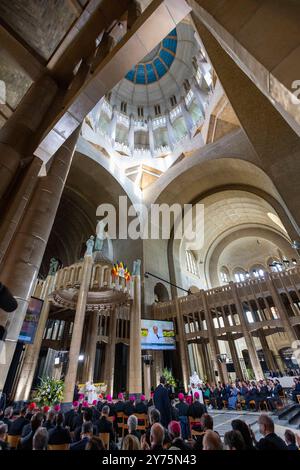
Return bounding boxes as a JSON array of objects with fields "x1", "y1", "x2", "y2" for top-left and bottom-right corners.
[
  {"x1": 35, "y1": 377, "x2": 64, "y2": 406},
  {"x1": 162, "y1": 367, "x2": 177, "y2": 387}
]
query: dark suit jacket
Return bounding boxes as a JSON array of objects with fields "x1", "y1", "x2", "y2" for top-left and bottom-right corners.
[
  {"x1": 96, "y1": 416, "x2": 115, "y2": 442},
  {"x1": 256, "y1": 433, "x2": 288, "y2": 450},
  {"x1": 176, "y1": 401, "x2": 189, "y2": 417},
  {"x1": 135, "y1": 402, "x2": 148, "y2": 414},
  {"x1": 153, "y1": 384, "x2": 172, "y2": 427},
  {"x1": 9, "y1": 416, "x2": 29, "y2": 436},
  {"x1": 187, "y1": 401, "x2": 206, "y2": 419},
  {"x1": 70, "y1": 436, "x2": 90, "y2": 450},
  {"x1": 19, "y1": 431, "x2": 34, "y2": 450},
  {"x1": 48, "y1": 425, "x2": 72, "y2": 445},
  {"x1": 2, "y1": 417, "x2": 12, "y2": 433},
  {"x1": 21, "y1": 422, "x2": 32, "y2": 437}
]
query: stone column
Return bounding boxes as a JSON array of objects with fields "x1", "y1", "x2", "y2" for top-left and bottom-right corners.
[
  {"x1": 0, "y1": 127, "x2": 80, "y2": 390},
  {"x1": 201, "y1": 290, "x2": 223, "y2": 383},
  {"x1": 87, "y1": 312, "x2": 99, "y2": 383},
  {"x1": 152, "y1": 350, "x2": 163, "y2": 387},
  {"x1": 230, "y1": 282, "x2": 264, "y2": 380},
  {"x1": 128, "y1": 114, "x2": 135, "y2": 155},
  {"x1": 128, "y1": 275, "x2": 142, "y2": 394},
  {"x1": 175, "y1": 298, "x2": 190, "y2": 391},
  {"x1": 63, "y1": 254, "x2": 93, "y2": 403},
  {"x1": 198, "y1": 341, "x2": 214, "y2": 384},
  {"x1": 258, "y1": 330, "x2": 278, "y2": 372},
  {"x1": 148, "y1": 117, "x2": 155, "y2": 156},
  {"x1": 181, "y1": 99, "x2": 194, "y2": 137},
  {"x1": 143, "y1": 360, "x2": 151, "y2": 399},
  {"x1": 0, "y1": 75, "x2": 57, "y2": 200},
  {"x1": 265, "y1": 272, "x2": 299, "y2": 347},
  {"x1": 165, "y1": 111, "x2": 176, "y2": 150},
  {"x1": 103, "y1": 307, "x2": 117, "y2": 395},
  {"x1": 227, "y1": 336, "x2": 244, "y2": 380},
  {"x1": 0, "y1": 157, "x2": 42, "y2": 265},
  {"x1": 14, "y1": 273, "x2": 56, "y2": 401}
]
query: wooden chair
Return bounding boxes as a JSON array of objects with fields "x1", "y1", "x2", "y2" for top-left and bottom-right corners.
[
  {"x1": 135, "y1": 413, "x2": 148, "y2": 433},
  {"x1": 7, "y1": 435, "x2": 21, "y2": 449},
  {"x1": 259, "y1": 400, "x2": 269, "y2": 411},
  {"x1": 188, "y1": 416, "x2": 202, "y2": 437},
  {"x1": 122, "y1": 414, "x2": 129, "y2": 436},
  {"x1": 249, "y1": 400, "x2": 256, "y2": 410},
  {"x1": 99, "y1": 432, "x2": 110, "y2": 450},
  {"x1": 222, "y1": 400, "x2": 228, "y2": 409},
  {"x1": 297, "y1": 395, "x2": 300, "y2": 404},
  {"x1": 116, "y1": 411, "x2": 125, "y2": 437},
  {"x1": 279, "y1": 390, "x2": 287, "y2": 406},
  {"x1": 48, "y1": 444, "x2": 70, "y2": 450}
]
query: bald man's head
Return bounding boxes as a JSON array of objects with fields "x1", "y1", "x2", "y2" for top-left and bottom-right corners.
[
  {"x1": 150, "y1": 422, "x2": 164, "y2": 446},
  {"x1": 203, "y1": 430, "x2": 223, "y2": 450},
  {"x1": 258, "y1": 414, "x2": 274, "y2": 436}
]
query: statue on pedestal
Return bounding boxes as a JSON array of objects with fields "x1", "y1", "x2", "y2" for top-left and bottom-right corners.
[
  {"x1": 94, "y1": 219, "x2": 106, "y2": 252},
  {"x1": 48, "y1": 258, "x2": 59, "y2": 276},
  {"x1": 85, "y1": 236, "x2": 95, "y2": 256},
  {"x1": 132, "y1": 259, "x2": 141, "y2": 276}
]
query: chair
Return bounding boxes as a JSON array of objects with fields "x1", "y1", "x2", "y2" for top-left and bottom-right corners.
[
  {"x1": 188, "y1": 416, "x2": 202, "y2": 437},
  {"x1": 249, "y1": 400, "x2": 256, "y2": 410},
  {"x1": 48, "y1": 444, "x2": 70, "y2": 450},
  {"x1": 135, "y1": 413, "x2": 148, "y2": 432},
  {"x1": 222, "y1": 400, "x2": 228, "y2": 409},
  {"x1": 7, "y1": 435, "x2": 21, "y2": 449},
  {"x1": 100, "y1": 432, "x2": 110, "y2": 450},
  {"x1": 122, "y1": 414, "x2": 129, "y2": 436},
  {"x1": 279, "y1": 390, "x2": 287, "y2": 406},
  {"x1": 297, "y1": 395, "x2": 300, "y2": 404},
  {"x1": 116, "y1": 411, "x2": 125, "y2": 437},
  {"x1": 259, "y1": 400, "x2": 269, "y2": 411}
]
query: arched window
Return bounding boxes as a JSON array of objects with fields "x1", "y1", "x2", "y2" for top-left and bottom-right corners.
[
  {"x1": 170, "y1": 95, "x2": 177, "y2": 107},
  {"x1": 186, "y1": 250, "x2": 198, "y2": 276},
  {"x1": 121, "y1": 101, "x2": 127, "y2": 113},
  {"x1": 268, "y1": 257, "x2": 283, "y2": 272},
  {"x1": 233, "y1": 268, "x2": 247, "y2": 282},
  {"x1": 183, "y1": 79, "x2": 190, "y2": 93},
  {"x1": 154, "y1": 104, "x2": 161, "y2": 116},
  {"x1": 220, "y1": 266, "x2": 230, "y2": 284},
  {"x1": 250, "y1": 264, "x2": 265, "y2": 278}
]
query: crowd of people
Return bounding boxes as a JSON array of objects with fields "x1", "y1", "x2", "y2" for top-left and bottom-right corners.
[{"x1": 0, "y1": 375, "x2": 300, "y2": 451}]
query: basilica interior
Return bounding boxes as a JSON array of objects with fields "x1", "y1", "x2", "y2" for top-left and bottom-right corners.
[{"x1": 0, "y1": 0, "x2": 300, "y2": 410}]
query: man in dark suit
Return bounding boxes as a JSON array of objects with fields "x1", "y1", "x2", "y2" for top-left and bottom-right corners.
[
  {"x1": 153, "y1": 376, "x2": 172, "y2": 427},
  {"x1": 9, "y1": 407, "x2": 29, "y2": 436},
  {"x1": 124, "y1": 395, "x2": 136, "y2": 417},
  {"x1": 115, "y1": 393, "x2": 126, "y2": 413},
  {"x1": 18, "y1": 413, "x2": 44, "y2": 450},
  {"x1": 255, "y1": 415, "x2": 287, "y2": 450},
  {"x1": 48, "y1": 412, "x2": 72, "y2": 446},
  {"x1": 73, "y1": 409, "x2": 97, "y2": 442},
  {"x1": 95, "y1": 405, "x2": 115, "y2": 443},
  {"x1": 2, "y1": 406, "x2": 13, "y2": 433},
  {"x1": 70, "y1": 422, "x2": 93, "y2": 450}
]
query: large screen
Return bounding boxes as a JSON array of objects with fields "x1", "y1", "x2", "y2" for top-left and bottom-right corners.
[
  {"x1": 19, "y1": 297, "x2": 44, "y2": 344},
  {"x1": 141, "y1": 319, "x2": 176, "y2": 350}
]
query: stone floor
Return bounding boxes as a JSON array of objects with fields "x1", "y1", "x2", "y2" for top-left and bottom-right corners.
[{"x1": 208, "y1": 409, "x2": 261, "y2": 438}]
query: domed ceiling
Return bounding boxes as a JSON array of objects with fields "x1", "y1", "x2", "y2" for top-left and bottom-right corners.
[
  {"x1": 125, "y1": 29, "x2": 177, "y2": 84},
  {"x1": 113, "y1": 21, "x2": 198, "y2": 108}
]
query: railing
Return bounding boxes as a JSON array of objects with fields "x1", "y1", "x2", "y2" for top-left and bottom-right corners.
[{"x1": 152, "y1": 267, "x2": 300, "y2": 341}]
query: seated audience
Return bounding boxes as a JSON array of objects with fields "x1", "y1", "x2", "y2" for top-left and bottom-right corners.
[
  {"x1": 231, "y1": 419, "x2": 255, "y2": 450},
  {"x1": 2, "y1": 406, "x2": 13, "y2": 433},
  {"x1": 202, "y1": 429, "x2": 223, "y2": 450},
  {"x1": 168, "y1": 420, "x2": 190, "y2": 451},
  {"x1": 135, "y1": 395, "x2": 147, "y2": 414},
  {"x1": 95, "y1": 405, "x2": 116, "y2": 448},
  {"x1": 127, "y1": 414, "x2": 140, "y2": 440},
  {"x1": 9, "y1": 407, "x2": 29, "y2": 436},
  {"x1": 255, "y1": 415, "x2": 287, "y2": 450},
  {"x1": 48, "y1": 412, "x2": 71, "y2": 447},
  {"x1": 19, "y1": 413, "x2": 44, "y2": 450},
  {"x1": 33, "y1": 427, "x2": 48, "y2": 450},
  {"x1": 70, "y1": 422, "x2": 93, "y2": 450},
  {"x1": 284, "y1": 429, "x2": 299, "y2": 450},
  {"x1": 0, "y1": 421, "x2": 9, "y2": 450},
  {"x1": 122, "y1": 434, "x2": 141, "y2": 450},
  {"x1": 224, "y1": 430, "x2": 246, "y2": 450}
]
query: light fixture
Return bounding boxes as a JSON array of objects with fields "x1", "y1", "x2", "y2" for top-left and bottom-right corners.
[
  {"x1": 54, "y1": 357, "x2": 60, "y2": 366},
  {"x1": 78, "y1": 354, "x2": 84, "y2": 362}
]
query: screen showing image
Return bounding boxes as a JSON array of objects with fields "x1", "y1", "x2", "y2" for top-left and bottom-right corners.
[
  {"x1": 19, "y1": 297, "x2": 44, "y2": 344},
  {"x1": 141, "y1": 319, "x2": 176, "y2": 350}
]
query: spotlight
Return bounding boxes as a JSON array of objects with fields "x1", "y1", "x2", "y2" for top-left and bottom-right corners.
[{"x1": 78, "y1": 354, "x2": 84, "y2": 362}]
